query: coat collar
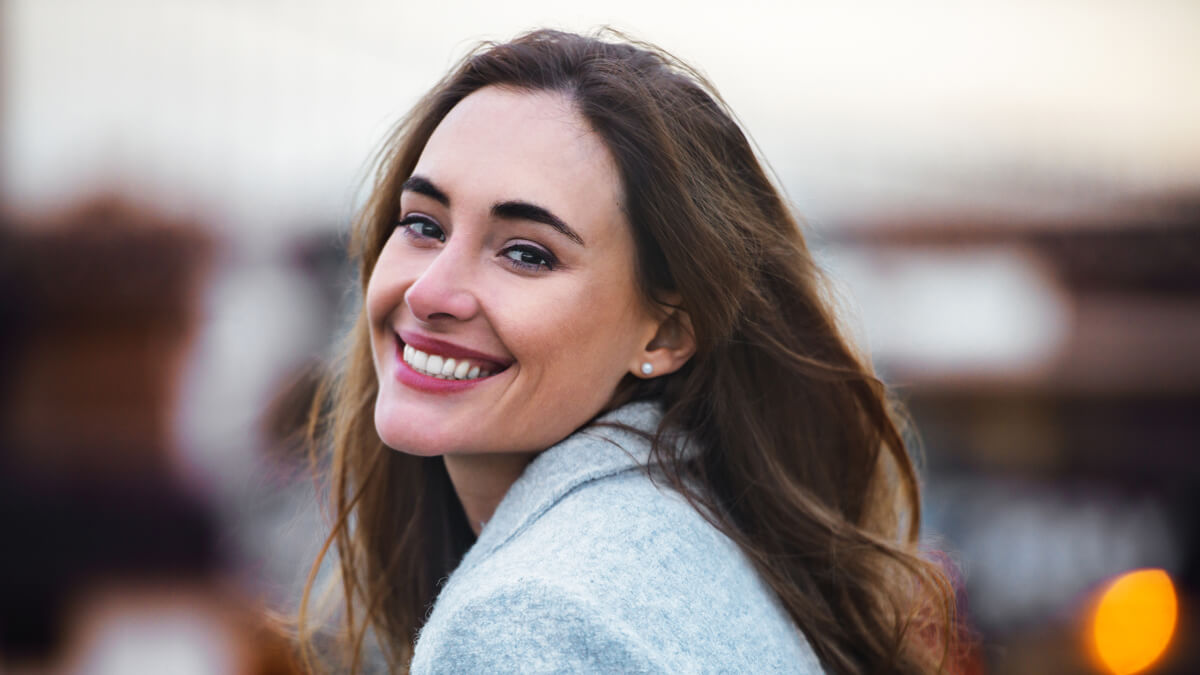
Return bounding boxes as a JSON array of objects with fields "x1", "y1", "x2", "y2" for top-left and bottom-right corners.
[{"x1": 459, "y1": 400, "x2": 664, "y2": 569}]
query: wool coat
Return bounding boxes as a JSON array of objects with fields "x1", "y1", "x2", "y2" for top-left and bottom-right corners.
[{"x1": 410, "y1": 401, "x2": 825, "y2": 673}]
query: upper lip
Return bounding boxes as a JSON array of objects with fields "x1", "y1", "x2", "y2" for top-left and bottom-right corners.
[{"x1": 397, "y1": 330, "x2": 514, "y2": 370}]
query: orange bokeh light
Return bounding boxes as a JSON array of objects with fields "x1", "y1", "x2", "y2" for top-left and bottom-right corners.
[{"x1": 1091, "y1": 569, "x2": 1178, "y2": 675}]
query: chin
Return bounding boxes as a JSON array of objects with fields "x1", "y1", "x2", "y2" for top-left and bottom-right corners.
[{"x1": 373, "y1": 397, "x2": 456, "y2": 457}]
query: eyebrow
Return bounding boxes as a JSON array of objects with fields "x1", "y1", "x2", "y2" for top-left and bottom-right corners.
[
  {"x1": 492, "y1": 201, "x2": 584, "y2": 246},
  {"x1": 401, "y1": 173, "x2": 585, "y2": 246},
  {"x1": 401, "y1": 175, "x2": 449, "y2": 206}
]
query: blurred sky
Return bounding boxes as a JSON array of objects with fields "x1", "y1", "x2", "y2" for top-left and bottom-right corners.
[{"x1": 4, "y1": 0, "x2": 1199, "y2": 244}]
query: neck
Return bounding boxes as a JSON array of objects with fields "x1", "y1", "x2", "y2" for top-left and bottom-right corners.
[{"x1": 443, "y1": 451, "x2": 536, "y2": 535}]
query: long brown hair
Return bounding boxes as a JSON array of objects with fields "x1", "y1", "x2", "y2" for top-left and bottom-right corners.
[{"x1": 301, "y1": 28, "x2": 957, "y2": 674}]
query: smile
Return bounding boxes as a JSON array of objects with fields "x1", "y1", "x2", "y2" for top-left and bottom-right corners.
[{"x1": 402, "y1": 344, "x2": 494, "y2": 380}]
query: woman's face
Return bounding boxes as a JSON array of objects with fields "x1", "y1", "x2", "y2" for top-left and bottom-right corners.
[{"x1": 366, "y1": 86, "x2": 659, "y2": 457}]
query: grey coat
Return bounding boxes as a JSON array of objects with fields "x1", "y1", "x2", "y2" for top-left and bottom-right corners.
[{"x1": 410, "y1": 401, "x2": 825, "y2": 673}]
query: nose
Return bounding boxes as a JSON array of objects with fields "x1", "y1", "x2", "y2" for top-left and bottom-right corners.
[{"x1": 404, "y1": 240, "x2": 482, "y2": 323}]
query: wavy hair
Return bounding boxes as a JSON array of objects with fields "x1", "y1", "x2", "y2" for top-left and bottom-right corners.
[{"x1": 300, "y1": 28, "x2": 957, "y2": 674}]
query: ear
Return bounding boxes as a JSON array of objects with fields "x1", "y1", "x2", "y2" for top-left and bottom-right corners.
[{"x1": 630, "y1": 304, "x2": 696, "y2": 379}]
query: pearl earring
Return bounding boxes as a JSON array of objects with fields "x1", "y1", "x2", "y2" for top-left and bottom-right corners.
[{"x1": 641, "y1": 362, "x2": 654, "y2": 375}]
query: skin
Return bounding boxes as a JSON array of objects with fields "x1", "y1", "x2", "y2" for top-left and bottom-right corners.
[{"x1": 366, "y1": 86, "x2": 693, "y2": 532}]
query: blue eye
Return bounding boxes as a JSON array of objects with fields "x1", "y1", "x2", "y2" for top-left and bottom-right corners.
[
  {"x1": 502, "y1": 244, "x2": 557, "y2": 272},
  {"x1": 398, "y1": 215, "x2": 445, "y2": 242}
]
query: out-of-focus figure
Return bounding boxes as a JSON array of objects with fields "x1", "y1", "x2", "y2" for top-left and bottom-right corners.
[{"x1": 0, "y1": 198, "x2": 298, "y2": 674}]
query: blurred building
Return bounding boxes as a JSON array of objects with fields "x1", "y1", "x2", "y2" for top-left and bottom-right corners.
[{"x1": 822, "y1": 193, "x2": 1199, "y2": 673}]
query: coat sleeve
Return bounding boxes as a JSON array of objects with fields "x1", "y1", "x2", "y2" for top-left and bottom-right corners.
[{"x1": 410, "y1": 577, "x2": 666, "y2": 674}]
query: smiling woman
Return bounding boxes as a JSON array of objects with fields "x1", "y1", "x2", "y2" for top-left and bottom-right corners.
[
  {"x1": 300, "y1": 29, "x2": 957, "y2": 674},
  {"x1": 367, "y1": 87, "x2": 668, "y2": 468}
]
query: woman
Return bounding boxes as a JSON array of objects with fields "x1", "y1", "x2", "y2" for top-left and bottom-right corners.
[{"x1": 300, "y1": 28, "x2": 957, "y2": 673}]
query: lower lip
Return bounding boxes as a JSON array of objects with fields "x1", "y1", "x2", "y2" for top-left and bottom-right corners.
[{"x1": 393, "y1": 341, "x2": 501, "y2": 394}]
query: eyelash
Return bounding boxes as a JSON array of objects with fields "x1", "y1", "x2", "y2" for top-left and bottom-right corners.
[
  {"x1": 397, "y1": 214, "x2": 445, "y2": 242},
  {"x1": 395, "y1": 215, "x2": 559, "y2": 272},
  {"x1": 501, "y1": 244, "x2": 558, "y2": 272}
]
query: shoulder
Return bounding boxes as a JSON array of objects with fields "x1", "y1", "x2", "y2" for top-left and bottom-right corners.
[
  {"x1": 527, "y1": 467, "x2": 737, "y2": 583},
  {"x1": 411, "y1": 573, "x2": 664, "y2": 673},
  {"x1": 414, "y1": 468, "x2": 825, "y2": 673}
]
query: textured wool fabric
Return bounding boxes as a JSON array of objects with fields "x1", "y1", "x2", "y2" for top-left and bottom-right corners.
[{"x1": 410, "y1": 401, "x2": 825, "y2": 673}]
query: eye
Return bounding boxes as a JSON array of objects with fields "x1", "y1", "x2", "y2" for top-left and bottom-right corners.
[
  {"x1": 397, "y1": 214, "x2": 445, "y2": 242},
  {"x1": 501, "y1": 244, "x2": 557, "y2": 272}
]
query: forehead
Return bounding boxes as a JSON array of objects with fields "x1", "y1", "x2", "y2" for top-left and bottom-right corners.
[{"x1": 411, "y1": 86, "x2": 624, "y2": 231}]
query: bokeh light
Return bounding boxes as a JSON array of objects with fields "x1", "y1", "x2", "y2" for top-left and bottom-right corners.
[{"x1": 1091, "y1": 569, "x2": 1178, "y2": 675}]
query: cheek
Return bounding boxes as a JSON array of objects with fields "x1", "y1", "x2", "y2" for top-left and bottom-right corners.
[
  {"x1": 365, "y1": 243, "x2": 415, "y2": 326},
  {"x1": 495, "y1": 273, "x2": 644, "y2": 382}
]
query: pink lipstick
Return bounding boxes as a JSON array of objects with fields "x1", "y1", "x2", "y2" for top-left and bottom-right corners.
[{"x1": 392, "y1": 331, "x2": 512, "y2": 394}]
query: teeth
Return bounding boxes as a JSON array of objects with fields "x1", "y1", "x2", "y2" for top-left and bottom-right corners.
[{"x1": 401, "y1": 344, "x2": 496, "y2": 380}]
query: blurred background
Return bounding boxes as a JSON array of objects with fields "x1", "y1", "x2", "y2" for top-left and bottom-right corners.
[{"x1": 2, "y1": 0, "x2": 1196, "y2": 672}]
